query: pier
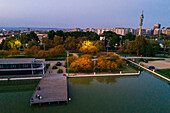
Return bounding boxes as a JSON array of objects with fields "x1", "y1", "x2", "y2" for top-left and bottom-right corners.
[{"x1": 30, "y1": 74, "x2": 68, "y2": 105}]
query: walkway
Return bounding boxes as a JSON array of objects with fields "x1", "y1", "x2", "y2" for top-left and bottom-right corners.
[
  {"x1": 30, "y1": 74, "x2": 68, "y2": 105},
  {"x1": 127, "y1": 59, "x2": 170, "y2": 82}
]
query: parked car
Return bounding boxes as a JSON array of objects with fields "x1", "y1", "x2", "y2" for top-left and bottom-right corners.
[
  {"x1": 148, "y1": 66, "x2": 155, "y2": 69},
  {"x1": 143, "y1": 60, "x2": 148, "y2": 63}
]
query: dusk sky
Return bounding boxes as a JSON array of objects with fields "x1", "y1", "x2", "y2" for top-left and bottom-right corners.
[{"x1": 0, "y1": 0, "x2": 169, "y2": 29}]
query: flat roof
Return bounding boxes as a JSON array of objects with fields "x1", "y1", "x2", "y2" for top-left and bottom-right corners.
[{"x1": 0, "y1": 58, "x2": 45, "y2": 64}]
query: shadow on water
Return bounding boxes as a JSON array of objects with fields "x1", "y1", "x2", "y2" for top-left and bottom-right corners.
[
  {"x1": 69, "y1": 75, "x2": 140, "y2": 85},
  {"x1": 0, "y1": 80, "x2": 39, "y2": 93}
]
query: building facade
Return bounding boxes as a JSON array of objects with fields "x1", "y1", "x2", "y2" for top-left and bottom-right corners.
[{"x1": 0, "y1": 58, "x2": 46, "y2": 76}]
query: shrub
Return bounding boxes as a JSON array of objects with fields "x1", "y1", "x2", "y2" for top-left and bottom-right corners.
[
  {"x1": 10, "y1": 49, "x2": 20, "y2": 56},
  {"x1": 56, "y1": 62, "x2": 62, "y2": 66},
  {"x1": 52, "y1": 65, "x2": 58, "y2": 69},
  {"x1": 57, "y1": 69, "x2": 63, "y2": 73},
  {"x1": 0, "y1": 50, "x2": 9, "y2": 56}
]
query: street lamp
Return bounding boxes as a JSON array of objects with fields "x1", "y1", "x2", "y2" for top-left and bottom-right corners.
[
  {"x1": 106, "y1": 41, "x2": 110, "y2": 54},
  {"x1": 66, "y1": 50, "x2": 69, "y2": 76},
  {"x1": 40, "y1": 42, "x2": 45, "y2": 51}
]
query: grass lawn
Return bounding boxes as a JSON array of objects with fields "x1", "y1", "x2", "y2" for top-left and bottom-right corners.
[{"x1": 156, "y1": 69, "x2": 170, "y2": 79}]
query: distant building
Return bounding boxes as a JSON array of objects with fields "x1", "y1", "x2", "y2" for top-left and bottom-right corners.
[
  {"x1": 72, "y1": 28, "x2": 81, "y2": 32},
  {"x1": 86, "y1": 28, "x2": 95, "y2": 32},
  {"x1": 154, "y1": 24, "x2": 161, "y2": 29},
  {"x1": 161, "y1": 28, "x2": 170, "y2": 35},
  {"x1": 37, "y1": 34, "x2": 48, "y2": 40},
  {"x1": 153, "y1": 28, "x2": 161, "y2": 35},
  {"x1": 134, "y1": 29, "x2": 146, "y2": 36},
  {"x1": 100, "y1": 36, "x2": 105, "y2": 41},
  {"x1": 0, "y1": 37, "x2": 6, "y2": 44},
  {"x1": 0, "y1": 58, "x2": 46, "y2": 76},
  {"x1": 146, "y1": 29, "x2": 153, "y2": 35}
]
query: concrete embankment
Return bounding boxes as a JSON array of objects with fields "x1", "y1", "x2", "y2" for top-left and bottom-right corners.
[{"x1": 68, "y1": 72, "x2": 140, "y2": 78}]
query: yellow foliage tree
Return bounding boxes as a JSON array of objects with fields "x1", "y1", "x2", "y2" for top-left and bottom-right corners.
[
  {"x1": 97, "y1": 56, "x2": 107, "y2": 71},
  {"x1": 65, "y1": 56, "x2": 78, "y2": 66}
]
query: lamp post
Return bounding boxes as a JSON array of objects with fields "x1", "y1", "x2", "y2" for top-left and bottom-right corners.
[
  {"x1": 66, "y1": 50, "x2": 69, "y2": 76},
  {"x1": 106, "y1": 41, "x2": 110, "y2": 54},
  {"x1": 40, "y1": 42, "x2": 45, "y2": 51}
]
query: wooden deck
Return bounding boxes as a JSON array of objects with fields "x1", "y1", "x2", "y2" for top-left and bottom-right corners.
[{"x1": 30, "y1": 74, "x2": 68, "y2": 105}]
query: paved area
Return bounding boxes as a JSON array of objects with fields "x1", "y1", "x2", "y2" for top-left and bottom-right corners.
[
  {"x1": 46, "y1": 61, "x2": 66, "y2": 74},
  {"x1": 30, "y1": 74, "x2": 68, "y2": 105},
  {"x1": 142, "y1": 60, "x2": 170, "y2": 69}
]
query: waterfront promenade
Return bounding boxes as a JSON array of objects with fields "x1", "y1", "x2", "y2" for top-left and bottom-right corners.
[
  {"x1": 127, "y1": 59, "x2": 170, "y2": 82},
  {"x1": 30, "y1": 74, "x2": 68, "y2": 105},
  {"x1": 68, "y1": 72, "x2": 140, "y2": 78}
]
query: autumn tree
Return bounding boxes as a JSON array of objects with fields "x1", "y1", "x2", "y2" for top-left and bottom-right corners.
[
  {"x1": 9, "y1": 49, "x2": 20, "y2": 56},
  {"x1": 65, "y1": 36, "x2": 76, "y2": 50},
  {"x1": 65, "y1": 56, "x2": 78, "y2": 66},
  {"x1": 53, "y1": 36, "x2": 63, "y2": 46},
  {"x1": 37, "y1": 50, "x2": 50, "y2": 58},
  {"x1": 49, "y1": 45, "x2": 65, "y2": 56},
  {"x1": 70, "y1": 56, "x2": 93, "y2": 72},
  {"x1": 0, "y1": 50, "x2": 9, "y2": 56}
]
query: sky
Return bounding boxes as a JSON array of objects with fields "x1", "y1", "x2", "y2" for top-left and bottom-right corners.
[{"x1": 0, "y1": 0, "x2": 170, "y2": 29}]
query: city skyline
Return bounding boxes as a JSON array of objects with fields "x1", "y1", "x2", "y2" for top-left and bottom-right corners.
[{"x1": 0, "y1": 0, "x2": 170, "y2": 28}]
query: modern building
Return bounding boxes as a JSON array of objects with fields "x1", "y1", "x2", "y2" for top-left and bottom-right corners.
[
  {"x1": 72, "y1": 28, "x2": 82, "y2": 32},
  {"x1": 154, "y1": 24, "x2": 161, "y2": 29},
  {"x1": 161, "y1": 28, "x2": 170, "y2": 35},
  {"x1": 86, "y1": 28, "x2": 95, "y2": 32},
  {"x1": 0, "y1": 58, "x2": 46, "y2": 76}
]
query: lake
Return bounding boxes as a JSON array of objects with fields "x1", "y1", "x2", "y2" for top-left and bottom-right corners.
[{"x1": 0, "y1": 71, "x2": 169, "y2": 113}]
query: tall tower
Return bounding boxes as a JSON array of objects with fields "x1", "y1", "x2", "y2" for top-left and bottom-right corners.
[{"x1": 139, "y1": 11, "x2": 144, "y2": 36}]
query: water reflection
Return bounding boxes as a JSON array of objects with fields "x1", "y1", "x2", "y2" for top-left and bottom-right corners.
[{"x1": 0, "y1": 80, "x2": 39, "y2": 93}]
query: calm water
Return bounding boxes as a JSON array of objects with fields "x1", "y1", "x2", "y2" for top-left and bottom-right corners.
[{"x1": 0, "y1": 71, "x2": 169, "y2": 113}]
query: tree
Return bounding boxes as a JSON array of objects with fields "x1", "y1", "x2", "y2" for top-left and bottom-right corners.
[
  {"x1": 116, "y1": 59, "x2": 126, "y2": 67},
  {"x1": 8, "y1": 40, "x2": 22, "y2": 49},
  {"x1": 27, "y1": 41, "x2": 39, "y2": 49},
  {"x1": 162, "y1": 40, "x2": 170, "y2": 55},
  {"x1": 53, "y1": 36, "x2": 63, "y2": 46},
  {"x1": 41, "y1": 38, "x2": 53, "y2": 50},
  {"x1": 27, "y1": 31, "x2": 39, "y2": 41},
  {"x1": 103, "y1": 31, "x2": 120, "y2": 49},
  {"x1": 48, "y1": 30, "x2": 56, "y2": 40},
  {"x1": 70, "y1": 56, "x2": 93, "y2": 72},
  {"x1": 0, "y1": 50, "x2": 9, "y2": 56},
  {"x1": 30, "y1": 45, "x2": 39, "y2": 55},
  {"x1": 65, "y1": 56, "x2": 78, "y2": 66},
  {"x1": 24, "y1": 48, "x2": 31, "y2": 56},
  {"x1": 94, "y1": 40, "x2": 105, "y2": 52},
  {"x1": 37, "y1": 50, "x2": 50, "y2": 58},
  {"x1": 9, "y1": 49, "x2": 20, "y2": 56},
  {"x1": 49, "y1": 45, "x2": 65, "y2": 56},
  {"x1": 96, "y1": 56, "x2": 107, "y2": 71},
  {"x1": 65, "y1": 36, "x2": 76, "y2": 50},
  {"x1": 125, "y1": 41, "x2": 136, "y2": 54},
  {"x1": 124, "y1": 32, "x2": 135, "y2": 41},
  {"x1": 56, "y1": 30, "x2": 64, "y2": 39},
  {"x1": 18, "y1": 33, "x2": 29, "y2": 44}
]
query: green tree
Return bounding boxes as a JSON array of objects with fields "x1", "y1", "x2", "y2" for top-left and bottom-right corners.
[
  {"x1": 48, "y1": 30, "x2": 56, "y2": 40},
  {"x1": 27, "y1": 31, "x2": 39, "y2": 41}
]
